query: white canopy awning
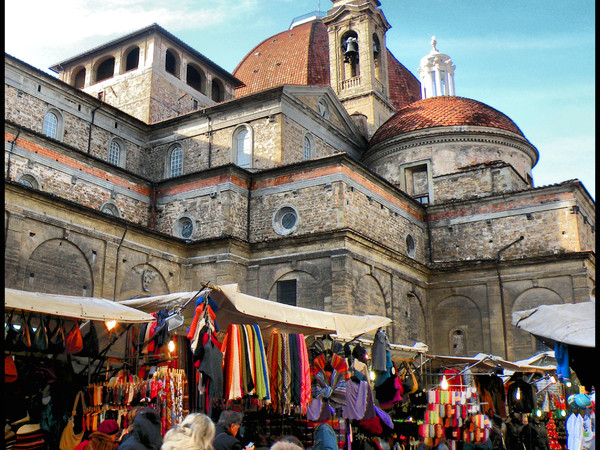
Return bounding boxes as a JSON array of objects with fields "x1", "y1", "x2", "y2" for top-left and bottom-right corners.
[
  {"x1": 511, "y1": 300, "x2": 595, "y2": 348},
  {"x1": 119, "y1": 283, "x2": 392, "y2": 339},
  {"x1": 5, "y1": 288, "x2": 155, "y2": 323},
  {"x1": 425, "y1": 352, "x2": 556, "y2": 374}
]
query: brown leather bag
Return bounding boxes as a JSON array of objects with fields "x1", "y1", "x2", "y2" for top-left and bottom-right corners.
[
  {"x1": 59, "y1": 391, "x2": 86, "y2": 450},
  {"x1": 65, "y1": 320, "x2": 83, "y2": 355},
  {"x1": 399, "y1": 360, "x2": 419, "y2": 394}
]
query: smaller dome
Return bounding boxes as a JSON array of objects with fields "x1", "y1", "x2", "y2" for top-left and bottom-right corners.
[{"x1": 370, "y1": 96, "x2": 525, "y2": 147}]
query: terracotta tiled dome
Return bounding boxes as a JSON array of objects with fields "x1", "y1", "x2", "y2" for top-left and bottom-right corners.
[
  {"x1": 233, "y1": 20, "x2": 421, "y2": 109},
  {"x1": 369, "y1": 96, "x2": 525, "y2": 147}
]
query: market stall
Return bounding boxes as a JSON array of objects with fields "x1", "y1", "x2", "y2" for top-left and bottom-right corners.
[
  {"x1": 4, "y1": 288, "x2": 156, "y2": 448},
  {"x1": 512, "y1": 298, "x2": 596, "y2": 450},
  {"x1": 119, "y1": 283, "x2": 436, "y2": 449}
]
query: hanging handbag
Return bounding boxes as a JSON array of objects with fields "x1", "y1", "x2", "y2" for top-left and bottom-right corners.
[
  {"x1": 30, "y1": 313, "x2": 49, "y2": 352},
  {"x1": 47, "y1": 317, "x2": 66, "y2": 353},
  {"x1": 65, "y1": 320, "x2": 83, "y2": 355},
  {"x1": 5, "y1": 355, "x2": 18, "y2": 383},
  {"x1": 8, "y1": 311, "x2": 32, "y2": 351},
  {"x1": 400, "y1": 360, "x2": 419, "y2": 394},
  {"x1": 78, "y1": 321, "x2": 99, "y2": 357},
  {"x1": 59, "y1": 391, "x2": 87, "y2": 450}
]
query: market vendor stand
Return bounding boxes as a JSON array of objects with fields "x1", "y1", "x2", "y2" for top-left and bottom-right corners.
[
  {"x1": 512, "y1": 297, "x2": 596, "y2": 450},
  {"x1": 120, "y1": 283, "x2": 438, "y2": 449},
  {"x1": 4, "y1": 288, "x2": 155, "y2": 448}
]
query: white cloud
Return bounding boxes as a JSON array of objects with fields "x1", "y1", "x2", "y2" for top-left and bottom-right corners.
[{"x1": 5, "y1": 0, "x2": 259, "y2": 71}]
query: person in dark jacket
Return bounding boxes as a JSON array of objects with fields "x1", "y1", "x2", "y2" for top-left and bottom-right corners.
[
  {"x1": 213, "y1": 410, "x2": 254, "y2": 450},
  {"x1": 118, "y1": 407, "x2": 162, "y2": 450}
]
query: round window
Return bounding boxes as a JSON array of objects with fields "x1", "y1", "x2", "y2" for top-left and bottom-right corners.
[
  {"x1": 273, "y1": 206, "x2": 298, "y2": 235},
  {"x1": 406, "y1": 234, "x2": 416, "y2": 258},
  {"x1": 176, "y1": 216, "x2": 194, "y2": 239}
]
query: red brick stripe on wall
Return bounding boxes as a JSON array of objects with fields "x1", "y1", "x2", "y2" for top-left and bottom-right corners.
[{"x1": 5, "y1": 132, "x2": 152, "y2": 196}]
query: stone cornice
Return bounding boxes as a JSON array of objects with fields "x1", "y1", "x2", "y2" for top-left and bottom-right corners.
[{"x1": 363, "y1": 125, "x2": 539, "y2": 168}]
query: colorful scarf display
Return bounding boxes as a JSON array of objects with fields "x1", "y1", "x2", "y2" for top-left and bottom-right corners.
[
  {"x1": 267, "y1": 332, "x2": 311, "y2": 414},
  {"x1": 221, "y1": 324, "x2": 271, "y2": 402}
]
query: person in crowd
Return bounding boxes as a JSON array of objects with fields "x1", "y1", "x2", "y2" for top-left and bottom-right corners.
[
  {"x1": 75, "y1": 419, "x2": 120, "y2": 450},
  {"x1": 161, "y1": 413, "x2": 215, "y2": 450},
  {"x1": 270, "y1": 435, "x2": 304, "y2": 450},
  {"x1": 312, "y1": 423, "x2": 338, "y2": 450},
  {"x1": 117, "y1": 406, "x2": 144, "y2": 444},
  {"x1": 117, "y1": 407, "x2": 162, "y2": 450},
  {"x1": 213, "y1": 410, "x2": 255, "y2": 450}
]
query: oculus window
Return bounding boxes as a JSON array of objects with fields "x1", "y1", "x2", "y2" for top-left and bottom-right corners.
[
  {"x1": 273, "y1": 206, "x2": 298, "y2": 235},
  {"x1": 174, "y1": 216, "x2": 194, "y2": 239}
]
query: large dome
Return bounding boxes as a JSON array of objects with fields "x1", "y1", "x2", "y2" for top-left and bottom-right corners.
[
  {"x1": 233, "y1": 20, "x2": 421, "y2": 109},
  {"x1": 369, "y1": 96, "x2": 525, "y2": 147}
]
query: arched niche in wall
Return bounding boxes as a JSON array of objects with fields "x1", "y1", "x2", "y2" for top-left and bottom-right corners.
[
  {"x1": 124, "y1": 46, "x2": 140, "y2": 72},
  {"x1": 119, "y1": 263, "x2": 169, "y2": 300},
  {"x1": 267, "y1": 269, "x2": 325, "y2": 310},
  {"x1": 406, "y1": 291, "x2": 426, "y2": 345},
  {"x1": 433, "y1": 295, "x2": 483, "y2": 356},
  {"x1": 25, "y1": 238, "x2": 93, "y2": 296},
  {"x1": 352, "y1": 273, "x2": 387, "y2": 319},
  {"x1": 511, "y1": 287, "x2": 564, "y2": 359}
]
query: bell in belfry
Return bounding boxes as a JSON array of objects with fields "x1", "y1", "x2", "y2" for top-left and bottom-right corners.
[{"x1": 343, "y1": 37, "x2": 358, "y2": 63}]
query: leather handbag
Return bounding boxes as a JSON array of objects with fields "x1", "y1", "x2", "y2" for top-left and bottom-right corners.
[
  {"x1": 7, "y1": 311, "x2": 32, "y2": 351},
  {"x1": 59, "y1": 391, "x2": 86, "y2": 450},
  {"x1": 65, "y1": 320, "x2": 83, "y2": 355},
  {"x1": 78, "y1": 321, "x2": 99, "y2": 357},
  {"x1": 5, "y1": 355, "x2": 18, "y2": 383},
  {"x1": 30, "y1": 313, "x2": 49, "y2": 352},
  {"x1": 400, "y1": 360, "x2": 419, "y2": 394},
  {"x1": 47, "y1": 317, "x2": 66, "y2": 353}
]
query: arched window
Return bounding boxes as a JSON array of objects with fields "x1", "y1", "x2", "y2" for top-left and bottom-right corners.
[
  {"x1": 373, "y1": 33, "x2": 381, "y2": 79},
  {"x1": 233, "y1": 126, "x2": 252, "y2": 168},
  {"x1": 341, "y1": 30, "x2": 360, "y2": 79},
  {"x1": 186, "y1": 64, "x2": 205, "y2": 93},
  {"x1": 406, "y1": 234, "x2": 416, "y2": 258},
  {"x1": 125, "y1": 47, "x2": 139, "y2": 71},
  {"x1": 211, "y1": 79, "x2": 223, "y2": 102},
  {"x1": 96, "y1": 57, "x2": 115, "y2": 82},
  {"x1": 108, "y1": 139, "x2": 125, "y2": 167},
  {"x1": 303, "y1": 133, "x2": 315, "y2": 160},
  {"x1": 165, "y1": 49, "x2": 179, "y2": 77},
  {"x1": 73, "y1": 67, "x2": 86, "y2": 88},
  {"x1": 168, "y1": 145, "x2": 183, "y2": 177},
  {"x1": 43, "y1": 112, "x2": 58, "y2": 138}
]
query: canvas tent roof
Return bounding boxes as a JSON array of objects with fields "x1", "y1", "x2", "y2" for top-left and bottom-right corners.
[
  {"x1": 118, "y1": 283, "x2": 392, "y2": 339},
  {"x1": 425, "y1": 352, "x2": 555, "y2": 374},
  {"x1": 511, "y1": 299, "x2": 595, "y2": 348},
  {"x1": 5, "y1": 288, "x2": 155, "y2": 323}
]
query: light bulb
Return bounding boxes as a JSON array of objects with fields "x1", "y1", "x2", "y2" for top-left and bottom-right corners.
[
  {"x1": 369, "y1": 371, "x2": 376, "y2": 381},
  {"x1": 105, "y1": 320, "x2": 117, "y2": 331},
  {"x1": 441, "y1": 375, "x2": 449, "y2": 390},
  {"x1": 168, "y1": 340, "x2": 176, "y2": 353},
  {"x1": 516, "y1": 387, "x2": 521, "y2": 400}
]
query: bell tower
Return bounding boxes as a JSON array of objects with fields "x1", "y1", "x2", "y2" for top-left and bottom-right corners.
[{"x1": 324, "y1": 0, "x2": 394, "y2": 138}]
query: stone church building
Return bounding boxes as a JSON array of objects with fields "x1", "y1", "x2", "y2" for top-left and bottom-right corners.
[{"x1": 4, "y1": 0, "x2": 595, "y2": 360}]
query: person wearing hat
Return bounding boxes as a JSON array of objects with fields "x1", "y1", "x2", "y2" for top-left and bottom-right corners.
[{"x1": 75, "y1": 419, "x2": 120, "y2": 450}]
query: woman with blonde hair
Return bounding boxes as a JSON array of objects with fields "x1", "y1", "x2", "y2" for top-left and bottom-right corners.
[{"x1": 161, "y1": 413, "x2": 216, "y2": 450}]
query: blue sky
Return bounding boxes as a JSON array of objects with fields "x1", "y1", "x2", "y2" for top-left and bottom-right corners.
[{"x1": 5, "y1": 0, "x2": 595, "y2": 199}]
